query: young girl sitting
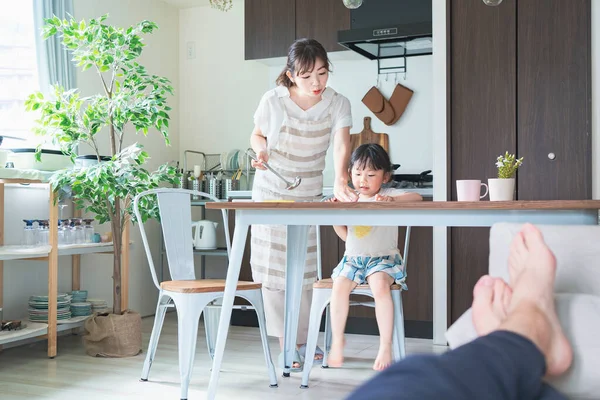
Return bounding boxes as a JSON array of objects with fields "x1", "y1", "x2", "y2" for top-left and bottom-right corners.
[{"x1": 328, "y1": 143, "x2": 422, "y2": 371}]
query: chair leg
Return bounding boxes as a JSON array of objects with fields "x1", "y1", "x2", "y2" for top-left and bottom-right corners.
[
  {"x1": 322, "y1": 304, "x2": 332, "y2": 368},
  {"x1": 242, "y1": 289, "x2": 278, "y2": 388},
  {"x1": 204, "y1": 302, "x2": 221, "y2": 360},
  {"x1": 173, "y1": 293, "x2": 212, "y2": 400},
  {"x1": 141, "y1": 293, "x2": 170, "y2": 381},
  {"x1": 391, "y1": 290, "x2": 406, "y2": 361},
  {"x1": 301, "y1": 288, "x2": 330, "y2": 388}
]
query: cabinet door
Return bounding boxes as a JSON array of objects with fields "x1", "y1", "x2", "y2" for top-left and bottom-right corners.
[
  {"x1": 517, "y1": 0, "x2": 591, "y2": 200},
  {"x1": 295, "y1": 0, "x2": 351, "y2": 53},
  {"x1": 449, "y1": 0, "x2": 517, "y2": 323},
  {"x1": 244, "y1": 0, "x2": 296, "y2": 60}
]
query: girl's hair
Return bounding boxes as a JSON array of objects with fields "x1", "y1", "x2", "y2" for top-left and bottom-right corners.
[
  {"x1": 349, "y1": 143, "x2": 393, "y2": 173},
  {"x1": 276, "y1": 38, "x2": 331, "y2": 88}
]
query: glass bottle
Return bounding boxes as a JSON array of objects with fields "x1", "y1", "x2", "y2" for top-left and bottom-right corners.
[
  {"x1": 82, "y1": 219, "x2": 95, "y2": 243},
  {"x1": 72, "y1": 218, "x2": 84, "y2": 244},
  {"x1": 62, "y1": 219, "x2": 72, "y2": 245},
  {"x1": 22, "y1": 219, "x2": 36, "y2": 247},
  {"x1": 37, "y1": 220, "x2": 49, "y2": 245}
]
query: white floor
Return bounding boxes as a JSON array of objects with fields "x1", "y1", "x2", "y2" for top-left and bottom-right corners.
[{"x1": 0, "y1": 313, "x2": 447, "y2": 399}]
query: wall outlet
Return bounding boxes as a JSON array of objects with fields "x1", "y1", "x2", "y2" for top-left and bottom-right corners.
[{"x1": 186, "y1": 42, "x2": 196, "y2": 59}]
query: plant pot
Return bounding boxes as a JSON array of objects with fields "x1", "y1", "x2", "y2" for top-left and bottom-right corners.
[
  {"x1": 83, "y1": 310, "x2": 142, "y2": 357},
  {"x1": 75, "y1": 155, "x2": 111, "y2": 168},
  {"x1": 488, "y1": 178, "x2": 515, "y2": 201}
]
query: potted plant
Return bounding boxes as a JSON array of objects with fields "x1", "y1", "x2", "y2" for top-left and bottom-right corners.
[
  {"x1": 489, "y1": 151, "x2": 524, "y2": 201},
  {"x1": 25, "y1": 15, "x2": 178, "y2": 356}
]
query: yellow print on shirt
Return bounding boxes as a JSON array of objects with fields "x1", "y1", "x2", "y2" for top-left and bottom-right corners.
[{"x1": 353, "y1": 226, "x2": 372, "y2": 238}]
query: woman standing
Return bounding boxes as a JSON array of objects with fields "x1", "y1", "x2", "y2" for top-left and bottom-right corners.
[{"x1": 250, "y1": 38, "x2": 357, "y2": 370}]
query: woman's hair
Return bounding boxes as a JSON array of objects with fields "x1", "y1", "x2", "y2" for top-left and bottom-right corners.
[
  {"x1": 276, "y1": 38, "x2": 331, "y2": 88},
  {"x1": 349, "y1": 143, "x2": 393, "y2": 173}
]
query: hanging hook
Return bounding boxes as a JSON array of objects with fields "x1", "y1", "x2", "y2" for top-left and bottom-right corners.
[
  {"x1": 403, "y1": 69, "x2": 407, "y2": 80},
  {"x1": 376, "y1": 74, "x2": 380, "y2": 88},
  {"x1": 394, "y1": 72, "x2": 398, "y2": 85},
  {"x1": 385, "y1": 73, "x2": 389, "y2": 82}
]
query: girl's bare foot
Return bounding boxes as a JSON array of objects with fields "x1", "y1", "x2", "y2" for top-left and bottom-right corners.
[
  {"x1": 472, "y1": 275, "x2": 512, "y2": 336},
  {"x1": 373, "y1": 343, "x2": 393, "y2": 371},
  {"x1": 503, "y1": 224, "x2": 572, "y2": 376},
  {"x1": 328, "y1": 338, "x2": 345, "y2": 368}
]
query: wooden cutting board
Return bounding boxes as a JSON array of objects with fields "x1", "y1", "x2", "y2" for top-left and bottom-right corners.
[{"x1": 349, "y1": 117, "x2": 390, "y2": 153}]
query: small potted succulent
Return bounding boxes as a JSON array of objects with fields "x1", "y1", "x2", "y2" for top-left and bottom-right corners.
[{"x1": 489, "y1": 152, "x2": 524, "y2": 201}]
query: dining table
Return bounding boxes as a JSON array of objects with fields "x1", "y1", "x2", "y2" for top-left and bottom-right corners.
[{"x1": 204, "y1": 199, "x2": 600, "y2": 398}]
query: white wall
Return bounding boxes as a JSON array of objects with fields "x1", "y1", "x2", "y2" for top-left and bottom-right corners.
[{"x1": 178, "y1": 0, "x2": 269, "y2": 159}]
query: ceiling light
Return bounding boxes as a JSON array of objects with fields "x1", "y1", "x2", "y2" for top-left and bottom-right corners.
[{"x1": 343, "y1": 0, "x2": 363, "y2": 10}]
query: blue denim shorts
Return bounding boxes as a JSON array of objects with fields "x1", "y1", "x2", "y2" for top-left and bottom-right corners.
[{"x1": 331, "y1": 254, "x2": 407, "y2": 290}]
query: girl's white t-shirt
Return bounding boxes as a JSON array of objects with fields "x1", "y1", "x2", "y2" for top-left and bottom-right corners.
[
  {"x1": 344, "y1": 188, "x2": 407, "y2": 257},
  {"x1": 253, "y1": 86, "x2": 352, "y2": 149}
]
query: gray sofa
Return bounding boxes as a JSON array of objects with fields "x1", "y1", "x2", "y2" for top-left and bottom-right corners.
[{"x1": 446, "y1": 223, "x2": 600, "y2": 399}]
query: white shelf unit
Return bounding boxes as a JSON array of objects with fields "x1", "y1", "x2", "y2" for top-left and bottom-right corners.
[
  {"x1": 0, "y1": 179, "x2": 130, "y2": 357},
  {"x1": 0, "y1": 315, "x2": 91, "y2": 347}
]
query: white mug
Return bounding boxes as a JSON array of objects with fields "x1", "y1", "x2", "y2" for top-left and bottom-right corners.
[{"x1": 456, "y1": 180, "x2": 489, "y2": 201}]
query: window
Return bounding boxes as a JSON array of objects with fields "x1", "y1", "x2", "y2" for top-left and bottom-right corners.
[{"x1": 0, "y1": 1, "x2": 40, "y2": 147}]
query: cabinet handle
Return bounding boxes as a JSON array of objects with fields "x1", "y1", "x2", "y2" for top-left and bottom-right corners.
[{"x1": 548, "y1": 153, "x2": 556, "y2": 160}]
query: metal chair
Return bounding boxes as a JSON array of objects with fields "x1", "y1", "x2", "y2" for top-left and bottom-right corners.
[
  {"x1": 134, "y1": 188, "x2": 277, "y2": 400},
  {"x1": 300, "y1": 222, "x2": 411, "y2": 388}
]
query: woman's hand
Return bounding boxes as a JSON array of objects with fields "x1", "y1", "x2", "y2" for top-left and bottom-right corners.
[
  {"x1": 375, "y1": 194, "x2": 394, "y2": 202},
  {"x1": 251, "y1": 149, "x2": 269, "y2": 170},
  {"x1": 333, "y1": 178, "x2": 358, "y2": 202}
]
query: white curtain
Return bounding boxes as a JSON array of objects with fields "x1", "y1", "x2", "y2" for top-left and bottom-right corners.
[{"x1": 33, "y1": 0, "x2": 76, "y2": 91}]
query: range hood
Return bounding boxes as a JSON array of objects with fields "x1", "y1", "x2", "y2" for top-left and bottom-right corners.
[{"x1": 338, "y1": 0, "x2": 432, "y2": 60}]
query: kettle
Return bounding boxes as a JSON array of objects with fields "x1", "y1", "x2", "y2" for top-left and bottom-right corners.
[{"x1": 192, "y1": 220, "x2": 218, "y2": 250}]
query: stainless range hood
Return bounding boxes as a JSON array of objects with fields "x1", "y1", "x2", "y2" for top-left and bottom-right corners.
[{"x1": 338, "y1": 0, "x2": 432, "y2": 60}]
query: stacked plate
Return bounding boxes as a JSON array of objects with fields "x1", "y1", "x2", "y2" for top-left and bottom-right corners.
[
  {"x1": 28, "y1": 294, "x2": 72, "y2": 322},
  {"x1": 70, "y1": 290, "x2": 88, "y2": 303},
  {"x1": 88, "y1": 299, "x2": 109, "y2": 313},
  {"x1": 70, "y1": 302, "x2": 92, "y2": 317}
]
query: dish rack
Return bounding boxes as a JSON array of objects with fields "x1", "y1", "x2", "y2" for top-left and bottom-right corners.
[{"x1": 176, "y1": 149, "x2": 253, "y2": 199}]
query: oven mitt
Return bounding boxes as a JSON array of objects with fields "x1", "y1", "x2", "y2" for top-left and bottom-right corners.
[
  {"x1": 388, "y1": 83, "x2": 414, "y2": 125},
  {"x1": 362, "y1": 86, "x2": 395, "y2": 125}
]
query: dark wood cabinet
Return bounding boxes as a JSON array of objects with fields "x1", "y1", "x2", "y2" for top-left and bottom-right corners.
[
  {"x1": 295, "y1": 0, "x2": 351, "y2": 53},
  {"x1": 448, "y1": 0, "x2": 591, "y2": 323},
  {"x1": 516, "y1": 0, "x2": 591, "y2": 201},
  {"x1": 449, "y1": 0, "x2": 517, "y2": 324},
  {"x1": 244, "y1": 0, "x2": 350, "y2": 60},
  {"x1": 244, "y1": 0, "x2": 295, "y2": 60}
]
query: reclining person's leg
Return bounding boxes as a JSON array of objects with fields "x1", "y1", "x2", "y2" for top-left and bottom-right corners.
[{"x1": 347, "y1": 224, "x2": 571, "y2": 400}]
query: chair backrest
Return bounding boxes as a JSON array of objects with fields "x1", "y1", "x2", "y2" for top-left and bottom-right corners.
[
  {"x1": 134, "y1": 188, "x2": 230, "y2": 289},
  {"x1": 315, "y1": 220, "x2": 411, "y2": 280}
]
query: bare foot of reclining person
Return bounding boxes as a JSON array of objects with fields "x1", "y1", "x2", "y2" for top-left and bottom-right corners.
[
  {"x1": 472, "y1": 223, "x2": 572, "y2": 377},
  {"x1": 472, "y1": 275, "x2": 512, "y2": 336}
]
